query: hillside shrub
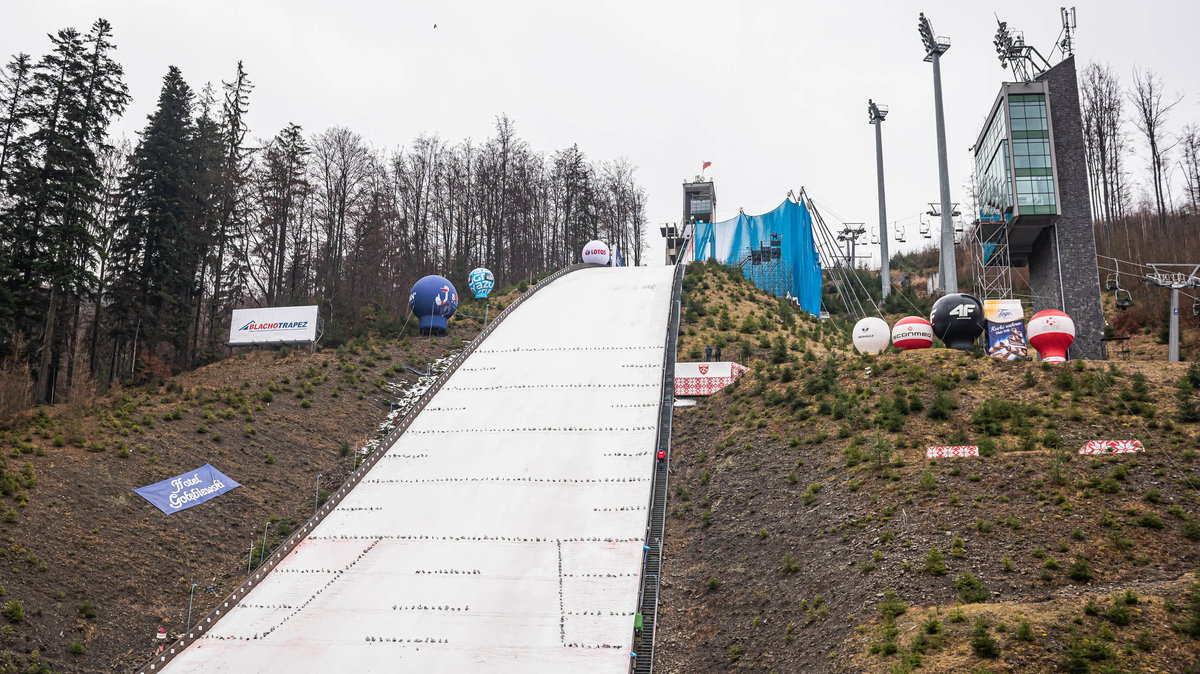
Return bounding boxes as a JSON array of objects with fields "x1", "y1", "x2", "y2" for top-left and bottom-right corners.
[{"x1": 956, "y1": 572, "x2": 989, "y2": 603}]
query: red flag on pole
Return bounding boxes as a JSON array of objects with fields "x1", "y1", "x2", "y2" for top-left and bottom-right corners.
[{"x1": 702, "y1": 161, "x2": 712, "y2": 171}]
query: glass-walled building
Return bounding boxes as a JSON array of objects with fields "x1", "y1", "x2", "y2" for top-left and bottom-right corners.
[{"x1": 973, "y1": 81, "x2": 1061, "y2": 265}]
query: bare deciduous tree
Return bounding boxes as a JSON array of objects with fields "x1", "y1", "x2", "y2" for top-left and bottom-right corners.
[{"x1": 1129, "y1": 66, "x2": 1182, "y2": 228}]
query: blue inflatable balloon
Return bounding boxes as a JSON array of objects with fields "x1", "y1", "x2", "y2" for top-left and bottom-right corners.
[
  {"x1": 409, "y1": 275, "x2": 458, "y2": 335},
  {"x1": 467, "y1": 267, "x2": 495, "y2": 299}
]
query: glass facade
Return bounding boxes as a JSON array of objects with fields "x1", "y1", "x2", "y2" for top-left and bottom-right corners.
[
  {"x1": 1008, "y1": 93, "x2": 1056, "y2": 215},
  {"x1": 975, "y1": 101, "x2": 1011, "y2": 224},
  {"x1": 974, "y1": 91, "x2": 1057, "y2": 222}
]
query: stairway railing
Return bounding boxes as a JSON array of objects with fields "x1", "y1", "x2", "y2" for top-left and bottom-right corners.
[{"x1": 631, "y1": 262, "x2": 684, "y2": 674}]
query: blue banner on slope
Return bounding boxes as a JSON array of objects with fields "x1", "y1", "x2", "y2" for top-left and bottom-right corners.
[{"x1": 134, "y1": 464, "x2": 241, "y2": 514}]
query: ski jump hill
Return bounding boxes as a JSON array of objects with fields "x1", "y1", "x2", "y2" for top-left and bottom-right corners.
[{"x1": 142, "y1": 264, "x2": 682, "y2": 674}]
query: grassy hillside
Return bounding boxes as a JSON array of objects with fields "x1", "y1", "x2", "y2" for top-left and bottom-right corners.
[
  {"x1": 658, "y1": 262, "x2": 1200, "y2": 673},
  {"x1": 0, "y1": 302, "x2": 499, "y2": 673}
]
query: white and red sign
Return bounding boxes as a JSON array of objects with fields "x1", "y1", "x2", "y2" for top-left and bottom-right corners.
[
  {"x1": 675, "y1": 361, "x2": 748, "y2": 396},
  {"x1": 1078, "y1": 440, "x2": 1144, "y2": 455},
  {"x1": 926, "y1": 445, "x2": 980, "y2": 459},
  {"x1": 228, "y1": 305, "x2": 319, "y2": 346}
]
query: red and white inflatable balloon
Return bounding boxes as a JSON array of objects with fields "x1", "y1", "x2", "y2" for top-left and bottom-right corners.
[
  {"x1": 581, "y1": 240, "x2": 611, "y2": 265},
  {"x1": 891, "y1": 316, "x2": 934, "y2": 351},
  {"x1": 1027, "y1": 309, "x2": 1075, "y2": 363}
]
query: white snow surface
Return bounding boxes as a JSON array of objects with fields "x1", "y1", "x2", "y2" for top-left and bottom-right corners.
[{"x1": 160, "y1": 266, "x2": 675, "y2": 673}]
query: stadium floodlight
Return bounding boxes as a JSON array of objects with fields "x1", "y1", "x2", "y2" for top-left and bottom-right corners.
[
  {"x1": 918, "y1": 12, "x2": 950, "y2": 62},
  {"x1": 868, "y1": 99, "x2": 890, "y2": 298},
  {"x1": 917, "y1": 12, "x2": 957, "y2": 293}
]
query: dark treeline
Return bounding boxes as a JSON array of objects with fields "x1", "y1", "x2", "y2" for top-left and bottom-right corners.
[{"x1": 0, "y1": 19, "x2": 648, "y2": 408}]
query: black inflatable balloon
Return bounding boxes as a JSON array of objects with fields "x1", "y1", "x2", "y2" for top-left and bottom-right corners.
[{"x1": 929, "y1": 293, "x2": 986, "y2": 350}]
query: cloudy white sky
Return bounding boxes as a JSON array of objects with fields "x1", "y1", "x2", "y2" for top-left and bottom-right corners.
[{"x1": 7, "y1": 0, "x2": 1200, "y2": 267}]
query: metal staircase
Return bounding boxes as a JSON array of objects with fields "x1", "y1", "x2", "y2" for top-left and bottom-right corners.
[{"x1": 631, "y1": 263, "x2": 683, "y2": 674}]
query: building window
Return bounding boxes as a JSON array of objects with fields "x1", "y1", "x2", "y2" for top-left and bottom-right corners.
[{"x1": 1007, "y1": 94, "x2": 1056, "y2": 215}]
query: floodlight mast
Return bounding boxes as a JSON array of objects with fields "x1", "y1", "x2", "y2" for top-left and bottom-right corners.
[
  {"x1": 918, "y1": 12, "x2": 957, "y2": 293},
  {"x1": 868, "y1": 99, "x2": 890, "y2": 298}
]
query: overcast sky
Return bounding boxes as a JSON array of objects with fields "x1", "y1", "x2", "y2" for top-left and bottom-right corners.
[{"x1": 7, "y1": 0, "x2": 1200, "y2": 267}]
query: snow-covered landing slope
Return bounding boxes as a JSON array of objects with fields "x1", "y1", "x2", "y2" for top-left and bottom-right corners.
[{"x1": 161, "y1": 265, "x2": 676, "y2": 673}]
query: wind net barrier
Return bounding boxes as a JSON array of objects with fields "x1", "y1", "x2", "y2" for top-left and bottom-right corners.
[{"x1": 691, "y1": 198, "x2": 823, "y2": 316}]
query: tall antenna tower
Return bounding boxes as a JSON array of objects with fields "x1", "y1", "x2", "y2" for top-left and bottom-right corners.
[{"x1": 1058, "y1": 7, "x2": 1077, "y2": 57}]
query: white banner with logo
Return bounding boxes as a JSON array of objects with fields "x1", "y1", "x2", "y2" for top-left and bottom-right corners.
[{"x1": 228, "y1": 305, "x2": 319, "y2": 345}]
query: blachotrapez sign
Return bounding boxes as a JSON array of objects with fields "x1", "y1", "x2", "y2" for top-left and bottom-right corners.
[
  {"x1": 228, "y1": 305, "x2": 319, "y2": 346},
  {"x1": 133, "y1": 464, "x2": 241, "y2": 514}
]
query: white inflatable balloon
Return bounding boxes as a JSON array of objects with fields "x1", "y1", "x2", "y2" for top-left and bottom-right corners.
[
  {"x1": 581, "y1": 240, "x2": 611, "y2": 265},
  {"x1": 852, "y1": 317, "x2": 891, "y2": 355}
]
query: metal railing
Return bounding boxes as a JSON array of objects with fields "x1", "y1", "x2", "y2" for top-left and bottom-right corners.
[
  {"x1": 136, "y1": 264, "x2": 588, "y2": 673},
  {"x1": 631, "y1": 262, "x2": 684, "y2": 673}
]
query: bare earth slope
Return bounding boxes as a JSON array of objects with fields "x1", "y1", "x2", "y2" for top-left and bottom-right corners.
[
  {"x1": 657, "y1": 262, "x2": 1200, "y2": 673},
  {"x1": 0, "y1": 321, "x2": 476, "y2": 673}
]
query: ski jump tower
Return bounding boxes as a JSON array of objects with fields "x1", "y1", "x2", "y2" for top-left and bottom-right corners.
[{"x1": 972, "y1": 12, "x2": 1105, "y2": 359}]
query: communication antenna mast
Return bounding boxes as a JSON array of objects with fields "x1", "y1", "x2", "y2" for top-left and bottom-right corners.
[
  {"x1": 993, "y1": 15, "x2": 1053, "y2": 82},
  {"x1": 1058, "y1": 7, "x2": 1077, "y2": 57}
]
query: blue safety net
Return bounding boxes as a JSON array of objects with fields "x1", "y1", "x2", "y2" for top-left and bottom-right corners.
[{"x1": 692, "y1": 199, "x2": 823, "y2": 316}]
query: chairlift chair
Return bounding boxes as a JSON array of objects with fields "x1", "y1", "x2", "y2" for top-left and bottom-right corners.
[
  {"x1": 1105, "y1": 274, "x2": 1119, "y2": 291},
  {"x1": 1193, "y1": 296, "x2": 1200, "y2": 317},
  {"x1": 894, "y1": 223, "x2": 906, "y2": 243},
  {"x1": 1115, "y1": 289, "x2": 1133, "y2": 311},
  {"x1": 918, "y1": 216, "x2": 930, "y2": 238}
]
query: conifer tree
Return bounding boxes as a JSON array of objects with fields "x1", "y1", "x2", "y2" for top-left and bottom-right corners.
[
  {"x1": 0, "y1": 53, "x2": 33, "y2": 191},
  {"x1": 110, "y1": 66, "x2": 202, "y2": 367},
  {"x1": 2, "y1": 19, "x2": 127, "y2": 402}
]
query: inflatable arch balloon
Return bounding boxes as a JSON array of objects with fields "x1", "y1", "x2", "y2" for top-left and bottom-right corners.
[
  {"x1": 1027, "y1": 309, "x2": 1075, "y2": 363},
  {"x1": 852, "y1": 317, "x2": 891, "y2": 355},
  {"x1": 410, "y1": 275, "x2": 458, "y2": 335},
  {"x1": 582, "y1": 240, "x2": 611, "y2": 265},
  {"x1": 930, "y1": 293, "x2": 986, "y2": 350},
  {"x1": 891, "y1": 316, "x2": 934, "y2": 350}
]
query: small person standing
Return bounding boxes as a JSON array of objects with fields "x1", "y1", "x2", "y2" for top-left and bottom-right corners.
[
  {"x1": 714, "y1": 345, "x2": 722, "y2": 361},
  {"x1": 704, "y1": 344, "x2": 713, "y2": 362}
]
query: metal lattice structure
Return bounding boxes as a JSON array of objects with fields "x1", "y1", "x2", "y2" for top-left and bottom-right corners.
[
  {"x1": 970, "y1": 222, "x2": 1014, "y2": 301},
  {"x1": 734, "y1": 233, "x2": 793, "y2": 299}
]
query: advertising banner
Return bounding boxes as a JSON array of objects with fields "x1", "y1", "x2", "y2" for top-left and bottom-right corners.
[
  {"x1": 134, "y1": 464, "x2": 241, "y2": 514},
  {"x1": 228, "y1": 305, "x2": 319, "y2": 346},
  {"x1": 674, "y1": 361, "x2": 749, "y2": 396},
  {"x1": 984, "y1": 299, "x2": 1027, "y2": 360}
]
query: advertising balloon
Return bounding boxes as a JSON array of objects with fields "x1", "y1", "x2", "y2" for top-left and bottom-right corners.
[
  {"x1": 581, "y1": 240, "x2": 610, "y2": 265},
  {"x1": 929, "y1": 293, "x2": 986, "y2": 350},
  {"x1": 891, "y1": 316, "x2": 934, "y2": 351},
  {"x1": 1027, "y1": 309, "x2": 1075, "y2": 363},
  {"x1": 467, "y1": 267, "x2": 495, "y2": 299},
  {"x1": 852, "y1": 317, "x2": 891, "y2": 355},
  {"x1": 409, "y1": 275, "x2": 458, "y2": 335}
]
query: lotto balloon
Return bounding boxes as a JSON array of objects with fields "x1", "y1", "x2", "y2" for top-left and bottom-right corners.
[
  {"x1": 929, "y1": 293, "x2": 986, "y2": 350},
  {"x1": 1027, "y1": 309, "x2": 1075, "y2": 363},
  {"x1": 581, "y1": 240, "x2": 610, "y2": 265},
  {"x1": 409, "y1": 275, "x2": 458, "y2": 335},
  {"x1": 891, "y1": 316, "x2": 934, "y2": 351},
  {"x1": 467, "y1": 267, "x2": 495, "y2": 299},
  {"x1": 852, "y1": 317, "x2": 891, "y2": 355}
]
